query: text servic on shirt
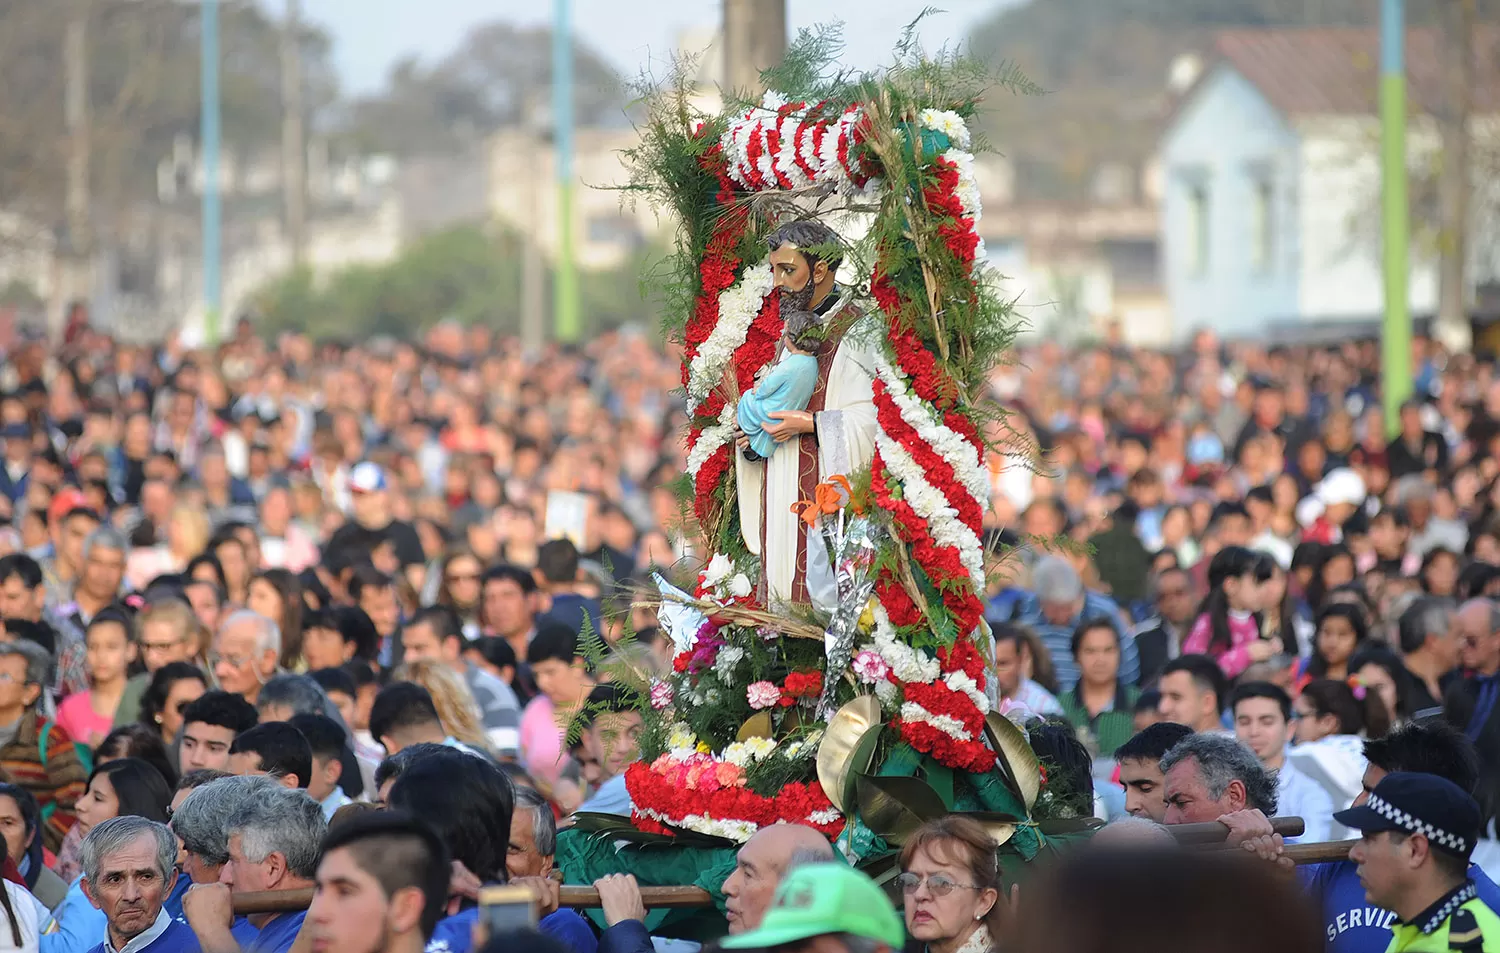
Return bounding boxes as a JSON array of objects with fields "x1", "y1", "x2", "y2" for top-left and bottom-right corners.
[{"x1": 1300, "y1": 860, "x2": 1500, "y2": 953}]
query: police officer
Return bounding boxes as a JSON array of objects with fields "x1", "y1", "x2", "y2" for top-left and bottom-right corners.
[{"x1": 1337, "y1": 772, "x2": 1500, "y2": 952}]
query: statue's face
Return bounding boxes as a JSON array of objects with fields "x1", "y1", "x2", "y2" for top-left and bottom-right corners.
[
  {"x1": 770, "y1": 242, "x2": 814, "y2": 293},
  {"x1": 770, "y1": 243, "x2": 826, "y2": 314}
]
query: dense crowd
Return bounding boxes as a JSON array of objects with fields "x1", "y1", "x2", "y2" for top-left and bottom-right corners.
[{"x1": 0, "y1": 316, "x2": 1495, "y2": 953}]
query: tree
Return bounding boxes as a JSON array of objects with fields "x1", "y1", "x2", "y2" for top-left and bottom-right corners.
[
  {"x1": 0, "y1": 0, "x2": 337, "y2": 239},
  {"x1": 250, "y1": 224, "x2": 662, "y2": 341},
  {"x1": 340, "y1": 22, "x2": 625, "y2": 158}
]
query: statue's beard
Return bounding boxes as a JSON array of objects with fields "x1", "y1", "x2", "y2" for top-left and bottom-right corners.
[{"x1": 779, "y1": 280, "x2": 816, "y2": 317}]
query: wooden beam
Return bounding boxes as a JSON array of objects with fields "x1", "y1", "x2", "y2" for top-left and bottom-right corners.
[
  {"x1": 227, "y1": 821, "x2": 1349, "y2": 916},
  {"x1": 1166, "y1": 815, "x2": 1305, "y2": 844}
]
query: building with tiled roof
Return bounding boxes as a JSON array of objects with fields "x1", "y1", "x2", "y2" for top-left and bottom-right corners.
[{"x1": 1158, "y1": 27, "x2": 1500, "y2": 341}]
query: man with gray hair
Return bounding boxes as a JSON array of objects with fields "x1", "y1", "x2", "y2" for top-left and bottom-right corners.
[
  {"x1": 1012, "y1": 554, "x2": 1140, "y2": 690},
  {"x1": 498, "y1": 786, "x2": 598, "y2": 951},
  {"x1": 79, "y1": 816, "x2": 199, "y2": 953},
  {"x1": 0, "y1": 639, "x2": 86, "y2": 852},
  {"x1": 1397, "y1": 596, "x2": 1459, "y2": 716},
  {"x1": 1160, "y1": 733, "x2": 1278, "y2": 826},
  {"x1": 184, "y1": 784, "x2": 323, "y2": 953},
  {"x1": 65, "y1": 526, "x2": 128, "y2": 633},
  {"x1": 253, "y1": 673, "x2": 327, "y2": 724},
  {"x1": 211, "y1": 610, "x2": 281, "y2": 706},
  {"x1": 170, "y1": 774, "x2": 280, "y2": 886}
]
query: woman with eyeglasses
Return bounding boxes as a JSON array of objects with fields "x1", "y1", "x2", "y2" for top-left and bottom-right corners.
[
  {"x1": 898, "y1": 816, "x2": 1005, "y2": 953},
  {"x1": 135, "y1": 663, "x2": 207, "y2": 753},
  {"x1": 437, "y1": 549, "x2": 485, "y2": 641}
]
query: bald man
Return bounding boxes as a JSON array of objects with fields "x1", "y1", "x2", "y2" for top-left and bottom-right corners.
[{"x1": 722, "y1": 824, "x2": 836, "y2": 933}]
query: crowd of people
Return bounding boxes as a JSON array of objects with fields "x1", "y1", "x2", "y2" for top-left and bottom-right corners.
[{"x1": 0, "y1": 314, "x2": 1493, "y2": 951}]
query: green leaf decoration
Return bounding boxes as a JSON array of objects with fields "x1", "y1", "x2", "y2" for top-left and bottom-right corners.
[
  {"x1": 923, "y1": 759, "x2": 955, "y2": 810},
  {"x1": 841, "y1": 724, "x2": 888, "y2": 813},
  {"x1": 855, "y1": 774, "x2": 950, "y2": 845}
]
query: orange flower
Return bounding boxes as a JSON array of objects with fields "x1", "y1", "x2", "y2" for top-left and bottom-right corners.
[{"x1": 791, "y1": 481, "x2": 843, "y2": 527}]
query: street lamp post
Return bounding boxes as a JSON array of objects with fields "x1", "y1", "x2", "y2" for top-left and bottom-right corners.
[
  {"x1": 201, "y1": 0, "x2": 222, "y2": 346},
  {"x1": 552, "y1": 0, "x2": 579, "y2": 342}
]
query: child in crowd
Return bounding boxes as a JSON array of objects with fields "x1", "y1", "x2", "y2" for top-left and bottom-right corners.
[
  {"x1": 57, "y1": 608, "x2": 137, "y2": 748},
  {"x1": 1182, "y1": 546, "x2": 1279, "y2": 679},
  {"x1": 1294, "y1": 603, "x2": 1368, "y2": 690}
]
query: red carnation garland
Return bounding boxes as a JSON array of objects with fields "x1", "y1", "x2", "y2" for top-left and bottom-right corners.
[
  {"x1": 866, "y1": 122, "x2": 997, "y2": 775},
  {"x1": 625, "y1": 762, "x2": 845, "y2": 840}
]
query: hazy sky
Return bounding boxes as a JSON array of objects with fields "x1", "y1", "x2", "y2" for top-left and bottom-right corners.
[{"x1": 299, "y1": 1, "x2": 1005, "y2": 96}]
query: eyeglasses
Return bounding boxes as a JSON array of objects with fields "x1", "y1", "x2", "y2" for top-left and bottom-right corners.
[
  {"x1": 447, "y1": 573, "x2": 480, "y2": 583},
  {"x1": 207, "y1": 653, "x2": 252, "y2": 669},
  {"x1": 895, "y1": 873, "x2": 980, "y2": 896}
]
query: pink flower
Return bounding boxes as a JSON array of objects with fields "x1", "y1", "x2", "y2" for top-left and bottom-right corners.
[
  {"x1": 690, "y1": 762, "x2": 721, "y2": 793},
  {"x1": 852, "y1": 650, "x2": 890, "y2": 684},
  {"x1": 715, "y1": 762, "x2": 745, "y2": 788},
  {"x1": 650, "y1": 682, "x2": 675, "y2": 710},
  {"x1": 747, "y1": 680, "x2": 782, "y2": 710}
]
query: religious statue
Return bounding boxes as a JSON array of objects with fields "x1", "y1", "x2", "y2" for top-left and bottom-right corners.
[{"x1": 732, "y1": 220, "x2": 878, "y2": 610}]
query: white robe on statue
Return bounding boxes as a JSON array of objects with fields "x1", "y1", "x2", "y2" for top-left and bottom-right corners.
[{"x1": 735, "y1": 307, "x2": 878, "y2": 610}]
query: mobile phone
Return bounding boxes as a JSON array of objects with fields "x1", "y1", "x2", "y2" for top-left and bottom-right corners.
[{"x1": 478, "y1": 885, "x2": 539, "y2": 935}]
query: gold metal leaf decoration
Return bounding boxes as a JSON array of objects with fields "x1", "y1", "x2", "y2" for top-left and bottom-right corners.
[
  {"x1": 737, "y1": 712, "x2": 774, "y2": 742},
  {"x1": 855, "y1": 775, "x2": 949, "y2": 846},
  {"x1": 841, "y1": 725, "x2": 886, "y2": 814},
  {"x1": 816, "y1": 695, "x2": 883, "y2": 813},
  {"x1": 984, "y1": 712, "x2": 1041, "y2": 812},
  {"x1": 966, "y1": 812, "x2": 1023, "y2": 848}
]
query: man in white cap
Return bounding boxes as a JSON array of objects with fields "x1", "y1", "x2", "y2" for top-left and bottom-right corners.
[
  {"x1": 1299, "y1": 468, "x2": 1366, "y2": 546},
  {"x1": 327, "y1": 462, "x2": 427, "y2": 594}
]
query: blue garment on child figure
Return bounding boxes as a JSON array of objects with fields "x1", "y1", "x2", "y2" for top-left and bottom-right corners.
[{"x1": 737, "y1": 353, "x2": 819, "y2": 459}]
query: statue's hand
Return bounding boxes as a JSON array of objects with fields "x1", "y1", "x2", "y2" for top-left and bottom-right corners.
[
  {"x1": 767, "y1": 411, "x2": 814, "y2": 442},
  {"x1": 734, "y1": 424, "x2": 750, "y2": 451}
]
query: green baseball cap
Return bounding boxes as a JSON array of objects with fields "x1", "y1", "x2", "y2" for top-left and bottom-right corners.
[{"x1": 719, "y1": 863, "x2": 905, "y2": 950}]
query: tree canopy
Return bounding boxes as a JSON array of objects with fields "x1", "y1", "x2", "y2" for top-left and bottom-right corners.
[
  {"x1": 251, "y1": 224, "x2": 659, "y2": 341},
  {"x1": 339, "y1": 22, "x2": 627, "y2": 158},
  {"x1": 0, "y1": 0, "x2": 337, "y2": 235}
]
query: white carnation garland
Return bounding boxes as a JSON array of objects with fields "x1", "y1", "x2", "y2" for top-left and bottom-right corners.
[{"x1": 685, "y1": 261, "x2": 775, "y2": 416}]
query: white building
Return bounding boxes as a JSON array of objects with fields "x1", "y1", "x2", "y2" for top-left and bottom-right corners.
[{"x1": 1159, "y1": 27, "x2": 1500, "y2": 341}]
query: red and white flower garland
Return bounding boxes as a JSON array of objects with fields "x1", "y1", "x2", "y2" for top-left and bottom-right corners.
[
  {"x1": 627, "y1": 727, "x2": 844, "y2": 844},
  {"x1": 685, "y1": 261, "x2": 777, "y2": 416},
  {"x1": 674, "y1": 92, "x2": 1001, "y2": 793},
  {"x1": 863, "y1": 108, "x2": 997, "y2": 771},
  {"x1": 721, "y1": 93, "x2": 880, "y2": 199}
]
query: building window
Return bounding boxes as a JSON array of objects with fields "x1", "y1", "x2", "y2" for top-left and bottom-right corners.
[
  {"x1": 1185, "y1": 179, "x2": 1210, "y2": 277},
  {"x1": 1250, "y1": 175, "x2": 1274, "y2": 274}
]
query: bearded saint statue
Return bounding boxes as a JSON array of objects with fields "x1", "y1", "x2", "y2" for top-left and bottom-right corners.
[{"x1": 732, "y1": 220, "x2": 878, "y2": 609}]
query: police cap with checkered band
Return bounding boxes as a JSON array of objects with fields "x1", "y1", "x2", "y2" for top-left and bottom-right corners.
[{"x1": 1334, "y1": 772, "x2": 1482, "y2": 859}]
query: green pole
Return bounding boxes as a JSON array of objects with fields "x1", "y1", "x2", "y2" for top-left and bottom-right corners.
[
  {"x1": 1380, "y1": 0, "x2": 1410, "y2": 437},
  {"x1": 553, "y1": 0, "x2": 580, "y2": 342}
]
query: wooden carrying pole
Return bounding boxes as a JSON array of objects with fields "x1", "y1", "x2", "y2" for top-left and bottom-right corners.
[{"x1": 227, "y1": 818, "x2": 1352, "y2": 915}]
